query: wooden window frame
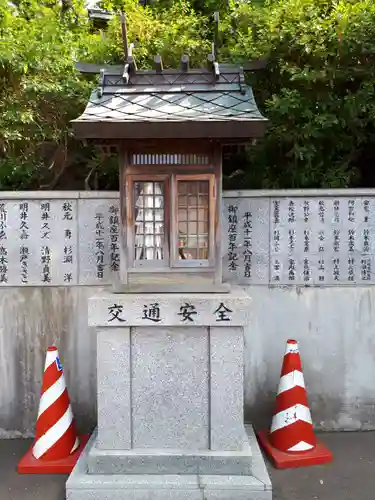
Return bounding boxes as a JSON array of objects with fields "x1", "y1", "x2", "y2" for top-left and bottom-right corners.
[
  {"x1": 126, "y1": 174, "x2": 170, "y2": 270},
  {"x1": 125, "y1": 171, "x2": 216, "y2": 272},
  {"x1": 170, "y1": 173, "x2": 216, "y2": 269}
]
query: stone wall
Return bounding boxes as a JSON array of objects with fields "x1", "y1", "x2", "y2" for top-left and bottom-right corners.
[{"x1": 1, "y1": 190, "x2": 375, "y2": 437}]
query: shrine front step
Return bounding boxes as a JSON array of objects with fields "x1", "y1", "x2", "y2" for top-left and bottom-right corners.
[
  {"x1": 87, "y1": 438, "x2": 253, "y2": 475},
  {"x1": 66, "y1": 426, "x2": 272, "y2": 500}
]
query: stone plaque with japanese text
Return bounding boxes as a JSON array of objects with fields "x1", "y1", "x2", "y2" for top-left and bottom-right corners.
[
  {"x1": 0, "y1": 193, "x2": 373, "y2": 286},
  {"x1": 222, "y1": 197, "x2": 270, "y2": 285},
  {"x1": 78, "y1": 198, "x2": 120, "y2": 285},
  {"x1": 270, "y1": 197, "x2": 375, "y2": 285},
  {"x1": 0, "y1": 199, "x2": 78, "y2": 286},
  {"x1": 88, "y1": 289, "x2": 251, "y2": 327}
]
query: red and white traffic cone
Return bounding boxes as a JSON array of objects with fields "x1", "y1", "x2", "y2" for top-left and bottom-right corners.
[
  {"x1": 18, "y1": 346, "x2": 89, "y2": 474},
  {"x1": 257, "y1": 339, "x2": 333, "y2": 469}
]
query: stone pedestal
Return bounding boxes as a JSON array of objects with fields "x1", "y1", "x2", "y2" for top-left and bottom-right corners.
[{"x1": 66, "y1": 288, "x2": 272, "y2": 500}]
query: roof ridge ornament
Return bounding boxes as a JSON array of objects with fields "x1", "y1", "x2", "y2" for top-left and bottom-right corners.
[
  {"x1": 120, "y1": 12, "x2": 137, "y2": 84},
  {"x1": 97, "y1": 68, "x2": 105, "y2": 97},
  {"x1": 207, "y1": 11, "x2": 220, "y2": 81},
  {"x1": 154, "y1": 55, "x2": 163, "y2": 73},
  {"x1": 180, "y1": 54, "x2": 189, "y2": 73},
  {"x1": 239, "y1": 66, "x2": 246, "y2": 95}
]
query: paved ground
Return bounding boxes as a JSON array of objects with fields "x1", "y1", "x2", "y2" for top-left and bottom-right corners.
[{"x1": 1, "y1": 432, "x2": 374, "y2": 500}]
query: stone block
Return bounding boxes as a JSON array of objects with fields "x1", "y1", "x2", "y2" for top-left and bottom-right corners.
[
  {"x1": 210, "y1": 327, "x2": 244, "y2": 451},
  {"x1": 97, "y1": 328, "x2": 131, "y2": 450},
  {"x1": 131, "y1": 326, "x2": 209, "y2": 450}
]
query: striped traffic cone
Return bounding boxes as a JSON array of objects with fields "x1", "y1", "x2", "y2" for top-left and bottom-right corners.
[
  {"x1": 18, "y1": 346, "x2": 89, "y2": 474},
  {"x1": 257, "y1": 339, "x2": 333, "y2": 469}
]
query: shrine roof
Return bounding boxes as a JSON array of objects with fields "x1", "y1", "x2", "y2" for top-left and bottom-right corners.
[{"x1": 71, "y1": 64, "x2": 268, "y2": 141}]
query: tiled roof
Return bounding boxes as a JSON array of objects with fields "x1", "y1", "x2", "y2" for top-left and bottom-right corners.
[{"x1": 72, "y1": 64, "x2": 267, "y2": 140}]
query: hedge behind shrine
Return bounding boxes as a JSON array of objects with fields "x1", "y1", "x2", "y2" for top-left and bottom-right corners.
[{"x1": 1, "y1": 0, "x2": 375, "y2": 190}]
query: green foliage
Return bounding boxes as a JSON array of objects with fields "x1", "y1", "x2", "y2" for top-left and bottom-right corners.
[
  {"x1": 226, "y1": 0, "x2": 375, "y2": 188},
  {"x1": 1, "y1": 0, "x2": 375, "y2": 189},
  {"x1": 0, "y1": 0, "x2": 93, "y2": 188}
]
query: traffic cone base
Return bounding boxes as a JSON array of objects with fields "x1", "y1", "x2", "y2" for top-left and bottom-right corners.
[
  {"x1": 17, "y1": 433, "x2": 90, "y2": 474},
  {"x1": 257, "y1": 430, "x2": 332, "y2": 469}
]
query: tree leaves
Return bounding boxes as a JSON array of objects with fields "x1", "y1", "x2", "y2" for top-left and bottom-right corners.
[{"x1": 1, "y1": 0, "x2": 375, "y2": 189}]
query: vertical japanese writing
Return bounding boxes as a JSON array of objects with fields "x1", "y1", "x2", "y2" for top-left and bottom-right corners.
[
  {"x1": 271, "y1": 200, "x2": 281, "y2": 282},
  {"x1": 362, "y1": 200, "x2": 371, "y2": 283},
  {"x1": 333, "y1": 229, "x2": 340, "y2": 253},
  {"x1": 227, "y1": 205, "x2": 238, "y2": 272},
  {"x1": 272, "y1": 258, "x2": 281, "y2": 282},
  {"x1": 20, "y1": 246, "x2": 29, "y2": 284},
  {"x1": 303, "y1": 200, "x2": 310, "y2": 223},
  {"x1": 348, "y1": 257, "x2": 355, "y2": 282},
  {"x1": 20, "y1": 202, "x2": 29, "y2": 283},
  {"x1": 332, "y1": 200, "x2": 340, "y2": 283},
  {"x1": 302, "y1": 199, "x2": 310, "y2": 284},
  {"x1": 304, "y1": 229, "x2": 310, "y2": 253},
  {"x1": 95, "y1": 212, "x2": 105, "y2": 280},
  {"x1": 41, "y1": 202, "x2": 51, "y2": 239},
  {"x1": 109, "y1": 204, "x2": 120, "y2": 272},
  {"x1": 288, "y1": 200, "x2": 296, "y2": 223},
  {"x1": 361, "y1": 258, "x2": 371, "y2": 281},
  {"x1": 303, "y1": 223, "x2": 310, "y2": 282},
  {"x1": 348, "y1": 229, "x2": 355, "y2": 253},
  {"x1": 0, "y1": 203, "x2": 7, "y2": 241},
  {"x1": 273, "y1": 229, "x2": 280, "y2": 253},
  {"x1": 363, "y1": 199, "x2": 370, "y2": 223},
  {"x1": 288, "y1": 258, "x2": 296, "y2": 281},
  {"x1": 41, "y1": 202, "x2": 51, "y2": 283},
  {"x1": 20, "y1": 202, "x2": 29, "y2": 241},
  {"x1": 348, "y1": 202, "x2": 356, "y2": 282},
  {"x1": 288, "y1": 229, "x2": 296, "y2": 253},
  {"x1": 273, "y1": 200, "x2": 280, "y2": 224},
  {"x1": 363, "y1": 229, "x2": 370, "y2": 254},
  {"x1": 62, "y1": 202, "x2": 73, "y2": 221},
  {"x1": 348, "y1": 199, "x2": 355, "y2": 223},
  {"x1": 333, "y1": 258, "x2": 340, "y2": 282},
  {"x1": 286, "y1": 200, "x2": 296, "y2": 283},
  {"x1": 0, "y1": 246, "x2": 8, "y2": 283},
  {"x1": 243, "y1": 211, "x2": 252, "y2": 279},
  {"x1": 318, "y1": 200, "x2": 325, "y2": 223},
  {"x1": 303, "y1": 257, "x2": 310, "y2": 283},
  {"x1": 333, "y1": 200, "x2": 340, "y2": 223},
  {"x1": 41, "y1": 246, "x2": 51, "y2": 283},
  {"x1": 318, "y1": 230, "x2": 325, "y2": 282},
  {"x1": 62, "y1": 202, "x2": 74, "y2": 284},
  {"x1": 317, "y1": 200, "x2": 326, "y2": 283}
]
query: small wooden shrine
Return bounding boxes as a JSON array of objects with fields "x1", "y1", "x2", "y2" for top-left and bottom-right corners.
[
  {"x1": 68, "y1": 14, "x2": 271, "y2": 500},
  {"x1": 72, "y1": 13, "x2": 267, "y2": 289}
]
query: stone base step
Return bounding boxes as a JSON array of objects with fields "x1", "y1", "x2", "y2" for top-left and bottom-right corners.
[
  {"x1": 66, "y1": 425, "x2": 272, "y2": 500},
  {"x1": 87, "y1": 436, "x2": 252, "y2": 475}
]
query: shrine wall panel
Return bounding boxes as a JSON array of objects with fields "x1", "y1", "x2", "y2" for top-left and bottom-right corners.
[
  {"x1": 1, "y1": 190, "x2": 375, "y2": 437},
  {"x1": 0, "y1": 190, "x2": 372, "y2": 287}
]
